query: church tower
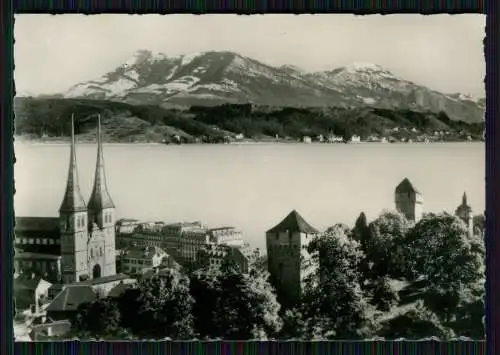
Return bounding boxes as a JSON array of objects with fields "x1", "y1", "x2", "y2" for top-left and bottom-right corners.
[
  {"x1": 395, "y1": 178, "x2": 423, "y2": 223},
  {"x1": 87, "y1": 115, "x2": 117, "y2": 278},
  {"x1": 455, "y1": 192, "x2": 473, "y2": 237},
  {"x1": 59, "y1": 115, "x2": 89, "y2": 284}
]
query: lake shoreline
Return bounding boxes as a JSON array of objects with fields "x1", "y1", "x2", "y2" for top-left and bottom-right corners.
[{"x1": 14, "y1": 137, "x2": 484, "y2": 146}]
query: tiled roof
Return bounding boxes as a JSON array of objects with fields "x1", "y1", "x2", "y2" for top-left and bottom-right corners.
[
  {"x1": 15, "y1": 217, "x2": 60, "y2": 232},
  {"x1": 395, "y1": 178, "x2": 420, "y2": 194},
  {"x1": 266, "y1": 210, "x2": 319, "y2": 234},
  {"x1": 70, "y1": 273, "x2": 132, "y2": 287},
  {"x1": 108, "y1": 283, "x2": 134, "y2": 298},
  {"x1": 45, "y1": 285, "x2": 97, "y2": 312}
]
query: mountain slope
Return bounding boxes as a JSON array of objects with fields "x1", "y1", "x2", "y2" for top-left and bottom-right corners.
[
  {"x1": 14, "y1": 98, "x2": 484, "y2": 144},
  {"x1": 61, "y1": 50, "x2": 484, "y2": 123}
]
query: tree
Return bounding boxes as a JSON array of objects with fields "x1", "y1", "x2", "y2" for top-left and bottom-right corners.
[
  {"x1": 380, "y1": 300, "x2": 455, "y2": 340},
  {"x1": 189, "y1": 260, "x2": 281, "y2": 340},
  {"x1": 125, "y1": 269, "x2": 194, "y2": 339},
  {"x1": 352, "y1": 212, "x2": 370, "y2": 247},
  {"x1": 73, "y1": 297, "x2": 121, "y2": 339},
  {"x1": 366, "y1": 276, "x2": 400, "y2": 312},
  {"x1": 364, "y1": 211, "x2": 412, "y2": 279},
  {"x1": 301, "y1": 228, "x2": 379, "y2": 339},
  {"x1": 404, "y1": 213, "x2": 483, "y2": 291}
]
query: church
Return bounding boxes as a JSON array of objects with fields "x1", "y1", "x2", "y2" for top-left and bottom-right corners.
[{"x1": 15, "y1": 115, "x2": 117, "y2": 285}]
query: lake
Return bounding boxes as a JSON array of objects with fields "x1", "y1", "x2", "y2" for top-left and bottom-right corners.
[{"x1": 14, "y1": 142, "x2": 484, "y2": 251}]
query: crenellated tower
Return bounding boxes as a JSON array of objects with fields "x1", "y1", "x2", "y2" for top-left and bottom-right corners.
[
  {"x1": 87, "y1": 115, "x2": 117, "y2": 278},
  {"x1": 59, "y1": 115, "x2": 89, "y2": 284}
]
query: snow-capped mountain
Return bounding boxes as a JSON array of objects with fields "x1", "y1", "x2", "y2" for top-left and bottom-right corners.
[{"x1": 62, "y1": 50, "x2": 484, "y2": 123}]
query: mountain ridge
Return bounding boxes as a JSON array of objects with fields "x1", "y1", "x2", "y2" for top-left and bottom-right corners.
[{"x1": 21, "y1": 50, "x2": 484, "y2": 123}]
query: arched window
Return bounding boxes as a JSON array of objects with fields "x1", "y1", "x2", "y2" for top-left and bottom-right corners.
[
  {"x1": 90, "y1": 248, "x2": 94, "y2": 258},
  {"x1": 99, "y1": 247, "x2": 103, "y2": 256}
]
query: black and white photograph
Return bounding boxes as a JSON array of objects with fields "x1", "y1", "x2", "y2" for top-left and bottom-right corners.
[{"x1": 13, "y1": 14, "x2": 485, "y2": 341}]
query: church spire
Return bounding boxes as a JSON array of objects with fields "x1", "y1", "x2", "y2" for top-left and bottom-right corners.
[
  {"x1": 59, "y1": 114, "x2": 87, "y2": 213},
  {"x1": 88, "y1": 114, "x2": 115, "y2": 214},
  {"x1": 462, "y1": 192, "x2": 468, "y2": 206}
]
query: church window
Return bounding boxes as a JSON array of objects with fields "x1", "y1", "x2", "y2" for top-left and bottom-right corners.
[
  {"x1": 90, "y1": 249, "x2": 94, "y2": 258},
  {"x1": 28, "y1": 238, "x2": 34, "y2": 244},
  {"x1": 49, "y1": 239, "x2": 54, "y2": 245},
  {"x1": 99, "y1": 247, "x2": 103, "y2": 256}
]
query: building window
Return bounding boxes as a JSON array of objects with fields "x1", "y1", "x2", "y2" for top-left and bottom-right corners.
[
  {"x1": 29, "y1": 238, "x2": 34, "y2": 244},
  {"x1": 49, "y1": 239, "x2": 54, "y2": 245},
  {"x1": 42, "y1": 239, "x2": 47, "y2": 245},
  {"x1": 99, "y1": 247, "x2": 103, "y2": 256},
  {"x1": 36, "y1": 238, "x2": 40, "y2": 244}
]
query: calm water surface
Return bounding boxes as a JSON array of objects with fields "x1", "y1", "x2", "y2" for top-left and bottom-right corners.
[{"x1": 14, "y1": 142, "x2": 484, "y2": 250}]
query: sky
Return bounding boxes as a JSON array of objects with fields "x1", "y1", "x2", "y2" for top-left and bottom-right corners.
[{"x1": 14, "y1": 14, "x2": 485, "y2": 97}]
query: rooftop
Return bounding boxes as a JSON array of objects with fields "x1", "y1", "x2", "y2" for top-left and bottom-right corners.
[
  {"x1": 108, "y1": 282, "x2": 135, "y2": 298},
  {"x1": 267, "y1": 210, "x2": 319, "y2": 234},
  {"x1": 45, "y1": 285, "x2": 97, "y2": 312},
  {"x1": 71, "y1": 273, "x2": 132, "y2": 286},
  {"x1": 121, "y1": 246, "x2": 166, "y2": 260},
  {"x1": 395, "y1": 178, "x2": 421, "y2": 194}
]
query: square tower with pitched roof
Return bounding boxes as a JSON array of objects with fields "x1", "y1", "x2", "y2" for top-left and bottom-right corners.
[
  {"x1": 395, "y1": 178, "x2": 424, "y2": 222},
  {"x1": 265, "y1": 210, "x2": 319, "y2": 307}
]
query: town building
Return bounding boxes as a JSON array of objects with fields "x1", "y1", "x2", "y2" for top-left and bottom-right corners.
[
  {"x1": 207, "y1": 227, "x2": 245, "y2": 247},
  {"x1": 455, "y1": 192, "x2": 474, "y2": 237},
  {"x1": 302, "y1": 136, "x2": 312, "y2": 143},
  {"x1": 395, "y1": 178, "x2": 424, "y2": 222},
  {"x1": 118, "y1": 246, "x2": 168, "y2": 275},
  {"x1": 115, "y1": 218, "x2": 140, "y2": 234},
  {"x1": 115, "y1": 221, "x2": 204, "y2": 258},
  {"x1": 350, "y1": 135, "x2": 361, "y2": 143},
  {"x1": 15, "y1": 115, "x2": 118, "y2": 285},
  {"x1": 197, "y1": 243, "x2": 261, "y2": 274},
  {"x1": 265, "y1": 210, "x2": 319, "y2": 308},
  {"x1": 14, "y1": 275, "x2": 52, "y2": 315}
]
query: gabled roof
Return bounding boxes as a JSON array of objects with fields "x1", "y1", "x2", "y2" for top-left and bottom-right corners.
[
  {"x1": 15, "y1": 217, "x2": 59, "y2": 232},
  {"x1": 395, "y1": 178, "x2": 420, "y2": 194},
  {"x1": 45, "y1": 285, "x2": 97, "y2": 313},
  {"x1": 266, "y1": 210, "x2": 319, "y2": 234},
  {"x1": 108, "y1": 282, "x2": 134, "y2": 298}
]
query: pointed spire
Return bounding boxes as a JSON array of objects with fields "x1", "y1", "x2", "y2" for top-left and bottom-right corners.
[
  {"x1": 88, "y1": 114, "x2": 115, "y2": 214},
  {"x1": 59, "y1": 114, "x2": 87, "y2": 213},
  {"x1": 462, "y1": 192, "x2": 468, "y2": 206}
]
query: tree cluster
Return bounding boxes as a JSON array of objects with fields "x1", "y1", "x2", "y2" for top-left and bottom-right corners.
[{"x1": 71, "y1": 212, "x2": 484, "y2": 340}]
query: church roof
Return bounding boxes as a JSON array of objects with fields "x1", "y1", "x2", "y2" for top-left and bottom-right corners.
[
  {"x1": 45, "y1": 285, "x2": 97, "y2": 313},
  {"x1": 395, "y1": 178, "x2": 420, "y2": 194},
  {"x1": 266, "y1": 210, "x2": 319, "y2": 234},
  {"x1": 59, "y1": 115, "x2": 87, "y2": 213},
  {"x1": 87, "y1": 115, "x2": 115, "y2": 212}
]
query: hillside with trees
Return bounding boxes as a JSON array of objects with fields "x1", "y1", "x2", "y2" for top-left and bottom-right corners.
[{"x1": 15, "y1": 98, "x2": 484, "y2": 144}]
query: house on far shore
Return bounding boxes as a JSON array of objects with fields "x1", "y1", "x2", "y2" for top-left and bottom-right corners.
[
  {"x1": 302, "y1": 136, "x2": 312, "y2": 143},
  {"x1": 350, "y1": 135, "x2": 361, "y2": 143}
]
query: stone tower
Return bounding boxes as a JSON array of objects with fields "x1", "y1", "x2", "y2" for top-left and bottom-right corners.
[
  {"x1": 266, "y1": 210, "x2": 319, "y2": 308},
  {"x1": 59, "y1": 115, "x2": 89, "y2": 284},
  {"x1": 395, "y1": 178, "x2": 423, "y2": 222},
  {"x1": 455, "y1": 192, "x2": 473, "y2": 237},
  {"x1": 87, "y1": 115, "x2": 117, "y2": 278}
]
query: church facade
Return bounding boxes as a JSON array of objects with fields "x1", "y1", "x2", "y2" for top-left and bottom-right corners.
[{"x1": 15, "y1": 115, "x2": 117, "y2": 285}]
